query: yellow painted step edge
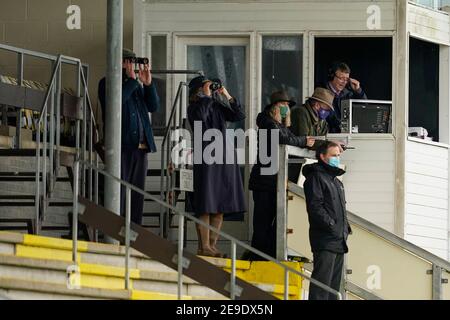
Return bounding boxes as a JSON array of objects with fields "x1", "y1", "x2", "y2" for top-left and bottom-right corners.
[
  {"x1": 23, "y1": 234, "x2": 89, "y2": 252},
  {"x1": 131, "y1": 290, "x2": 192, "y2": 300}
]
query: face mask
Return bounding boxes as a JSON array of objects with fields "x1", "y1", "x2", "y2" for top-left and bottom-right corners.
[
  {"x1": 280, "y1": 105, "x2": 289, "y2": 119},
  {"x1": 197, "y1": 92, "x2": 207, "y2": 99},
  {"x1": 328, "y1": 156, "x2": 340, "y2": 168},
  {"x1": 318, "y1": 108, "x2": 331, "y2": 120}
]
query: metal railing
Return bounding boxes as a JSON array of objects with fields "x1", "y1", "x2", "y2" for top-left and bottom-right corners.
[
  {"x1": 276, "y1": 144, "x2": 315, "y2": 260},
  {"x1": 0, "y1": 42, "x2": 101, "y2": 234},
  {"x1": 72, "y1": 159, "x2": 342, "y2": 300}
]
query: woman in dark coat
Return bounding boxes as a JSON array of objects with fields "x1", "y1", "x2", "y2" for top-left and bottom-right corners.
[
  {"x1": 248, "y1": 91, "x2": 315, "y2": 260},
  {"x1": 187, "y1": 76, "x2": 246, "y2": 257}
]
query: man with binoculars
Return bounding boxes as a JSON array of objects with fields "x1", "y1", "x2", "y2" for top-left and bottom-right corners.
[{"x1": 98, "y1": 48, "x2": 160, "y2": 226}]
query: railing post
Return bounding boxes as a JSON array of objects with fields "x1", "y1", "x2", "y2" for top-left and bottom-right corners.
[
  {"x1": 15, "y1": 52, "x2": 23, "y2": 149},
  {"x1": 284, "y1": 268, "x2": 289, "y2": 300},
  {"x1": 34, "y1": 126, "x2": 41, "y2": 235},
  {"x1": 125, "y1": 187, "x2": 131, "y2": 290},
  {"x1": 72, "y1": 160, "x2": 80, "y2": 264},
  {"x1": 276, "y1": 144, "x2": 288, "y2": 261},
  {"x1": 432, "y1": 264, "x2": 443, "y2": 300},
  {"x1": 177, "y1": 213, "x2": 185, "y2": 300},
  {"x1": 230, "y1": 241, "x2": 237, "y2": 300}
]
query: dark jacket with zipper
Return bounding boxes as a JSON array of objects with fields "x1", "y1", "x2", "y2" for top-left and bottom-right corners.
[
  {"x1": 98, "y1": 75, "x2": 160, "y2": 153},
  {"x1": 249, "y1": 108, "x2": 307, "y2": 192},
  {"x1": 303, "y1": 161, "x2": 352, "y2": 253}
]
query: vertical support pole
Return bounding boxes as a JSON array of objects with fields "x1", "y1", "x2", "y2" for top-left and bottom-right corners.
[
  {"x1": 230, "y1": 241, "x2": 237, "y2": 300},
  {"x1": 15, "y1": 53, "x2": 24, "y2": 149},
  {"x1": 276, "y1": 145, "x2": 288, "y2": 260},
  {"x1": 177, "y1": 213, "x2": 184, "y2": 300},
  {"x1": 72, "y1": 160, "x2": 80, "y2": 264},
  {"x1": 432, "y1": 264, "x2": 443, "y2": 300},
  {"x1": 104, "y1": 0, "x2": 123, "y2": 244},
  {"x1": 125, "y1": 187, "x2": 131, "y2": 290},
  {"x1": 80, "y1": 65, "x2": 87, "y2": 198}
]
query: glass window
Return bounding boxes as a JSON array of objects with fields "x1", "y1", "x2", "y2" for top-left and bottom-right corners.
[
  {"x1": 187, "y1": 45, "x2": 246, "y2": 130},
  {"x1": 261, "y1": 36, "x2": 303, "y2": 109}
]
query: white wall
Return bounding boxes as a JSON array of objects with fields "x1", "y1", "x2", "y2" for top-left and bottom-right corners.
[
  {"x1": 336, "y1": 135, "x2": 397, "y2": 233},
  {"x1": 405, "y1": 138, "x2": 449, "y2": 260}
]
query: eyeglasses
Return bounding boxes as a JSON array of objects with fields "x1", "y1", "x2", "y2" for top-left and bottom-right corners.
[{"x1": 334, "y1": 74, "x2": 350, "y2": 83}]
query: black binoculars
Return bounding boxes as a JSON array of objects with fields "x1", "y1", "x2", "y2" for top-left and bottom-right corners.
[
  {"x1": 124, "y1": 57, "x2": 149, "y2": 65},
  {"x1": 209, "y1": 78, "x2": 223, "y2": 91}
]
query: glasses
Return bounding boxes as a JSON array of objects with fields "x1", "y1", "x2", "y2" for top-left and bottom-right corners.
[{"x1": 334, "y1": 74, "x2": 350, "y2": 83}]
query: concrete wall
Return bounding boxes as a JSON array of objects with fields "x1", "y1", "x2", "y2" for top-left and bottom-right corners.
[{"x1": 0, "y1": 0, "x2": 134, "y2": 129}]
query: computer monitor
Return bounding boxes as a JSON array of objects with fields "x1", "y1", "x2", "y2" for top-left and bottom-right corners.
[{"x1": 340, "y1": 99, "x2": 392, "y2": 134}]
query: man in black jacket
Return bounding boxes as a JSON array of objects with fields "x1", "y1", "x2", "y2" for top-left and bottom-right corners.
[{"x1": 303, "y1": 141, "x2": 351, "y2": 300}]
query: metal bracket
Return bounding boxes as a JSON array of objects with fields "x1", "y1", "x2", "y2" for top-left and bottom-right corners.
[
  {"x1": 442, "y1": 278, "x2": 448, "y2": 284},
  {"x1": 427, "y1": 270, "x2": 433, "y2": 275},
  {"x1": 346, "y1": 269, "x2": 353, "y2": 275},
  {"x1": 172, "y1": 254, "x2": 191, "y2": 269},
  {"x1": 118, "y1": 227, "x2": 139, "y2": 242},
  {"x1": 224, "y1": 281, "x2": 243, "y2": 297}
]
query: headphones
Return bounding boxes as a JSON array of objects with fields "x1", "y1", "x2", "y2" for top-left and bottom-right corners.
[
  {"x1": 327, "y1": 62, "x2": 340, "y2": 81},
  {"x1": 327, "y1": 61, "x2": 352, "y2": 82}
]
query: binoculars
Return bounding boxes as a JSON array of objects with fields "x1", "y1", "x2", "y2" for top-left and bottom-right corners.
[
  {"x1": 209, "y1": 79, "x2": 223, "y2": 91},
  {"x1": 124, "y1": 57, "x2": 149, "y2": 65}
]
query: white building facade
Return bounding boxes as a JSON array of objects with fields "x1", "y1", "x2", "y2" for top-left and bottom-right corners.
[{"x1": 133, "y1": 0, "x2": 450, "y2": 260}]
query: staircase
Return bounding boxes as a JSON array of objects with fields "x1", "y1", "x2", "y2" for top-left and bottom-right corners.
[{"x1": 0, "y1": 232, "x2": 303, "y2": 300}]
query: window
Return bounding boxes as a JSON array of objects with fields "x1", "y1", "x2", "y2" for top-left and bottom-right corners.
[
  {"x1": 409, "y1": 37, "x2": 440, "y2": 141},
  {"x1": 261, "y1": 36, "x2": 303, "y2": 109}
]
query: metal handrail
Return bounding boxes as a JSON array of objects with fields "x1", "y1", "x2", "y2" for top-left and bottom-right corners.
[
  {"x1": 0, "y1": 42, "x2": 99, "y2": 234},
  {"x1": 72, "y1": 159, "x2": 343, "y2": 300},
  {"x1": 287, "y1": 182, "x2": 450, "y2": 273}
]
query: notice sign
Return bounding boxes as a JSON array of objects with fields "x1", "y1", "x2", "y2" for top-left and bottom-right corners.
[{"x1": 179, "y1": 169, "x2": 193, "y2": 192}]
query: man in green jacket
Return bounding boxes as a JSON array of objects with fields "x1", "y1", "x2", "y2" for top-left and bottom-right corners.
[
  {"x1": 288, "y1": 87, "x2": 335, "y2": 182},
  {"x1": 290, "y1": 87, "x2": 335, "y2": 147}
]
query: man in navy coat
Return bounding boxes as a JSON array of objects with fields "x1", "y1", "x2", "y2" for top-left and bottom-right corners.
[{"x1": 98, "y1": 48, "x2": 160, "y2": 225}]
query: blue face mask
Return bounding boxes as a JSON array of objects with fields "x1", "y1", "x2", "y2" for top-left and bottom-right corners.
[
  {"x1": 328, "y1": 156, "x2": 340, "y2": 168},
  {"x1": 318, "y1": 108, "x2": 331, "y2": 120}
]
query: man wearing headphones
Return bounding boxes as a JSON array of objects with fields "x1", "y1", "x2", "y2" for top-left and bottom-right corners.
[{"x1": 322, "y1": 62, "x2": 367, "y2": 133}]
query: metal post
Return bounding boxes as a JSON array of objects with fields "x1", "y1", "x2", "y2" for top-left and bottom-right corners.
[
  {"x1": 42, "y1": 98, "x2": 48, "y2": 217},
  {"x1": 104, "y1": 0, "x2": 123, "y2": 244},
  {"x1": 230, "y1": 241, "x2": 237, "y2": 300},
  {"x1": 15, "y1": 53, "x2": 23, "y2": 149},
  {"x1": 177, "y1": 213, "x2": 184, "y2": 300},
  {"x1": 125, "y1": 187, "x2": 131, "y2": 289},
  {"x1": 432, "y1": 264, "x2": 443, "y2": 300},
  {"x1": 81, "y1": 65, "x2": 87, "y2": 198},
  {"x1": 49, "y1": 64, "x2": 57, "y2": 195},
  {"x1": 276, "y1": 145, "x2": 288, "y2": 260},
  {"x1": 72, "y1": 160, "x2": 80, "y2": 263},
  {"x1": 55, "y1": 62, "x2": 61, "y2": 178},
  {"x1": 34, "y1": 126, "x2": 41, "y2": 235},
  {"x1": 284, "y1": 269, "x2": 289, "y2": 300}
]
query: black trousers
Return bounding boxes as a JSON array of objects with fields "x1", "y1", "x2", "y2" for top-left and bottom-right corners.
[
  {"x1": 309, "y1": 250, "x2": 344, "y2": 300},
  {"x1": 249, "y1": 190, "x2": 277, "y2": 260},
  {"x1": 120, "y1": 149, "x2": 148, "y2": 225}
]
